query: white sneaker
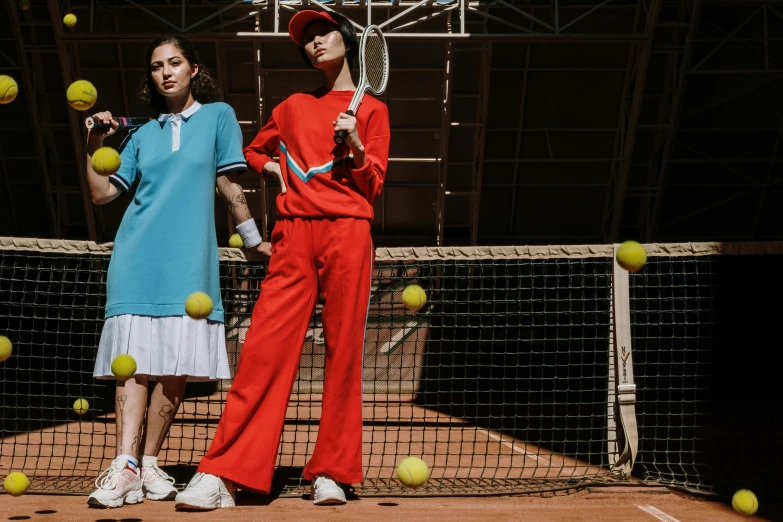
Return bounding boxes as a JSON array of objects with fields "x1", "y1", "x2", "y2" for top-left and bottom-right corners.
[
  {"x1": 87, "y1": 457, "x2": 144, "y2": 508},
  {"x1": 174, "y1": 472, "x2": 235, "y2": 511},
  {"x1": 141, "y1": 462, "x2": 178, "y2": 500},
  {"x1": 311, "y1": 474, "x2": 346, "y2": 505}
]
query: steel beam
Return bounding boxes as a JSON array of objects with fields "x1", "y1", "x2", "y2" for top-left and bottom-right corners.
[
  {"x1": 470, "y1": 42, "x2": 491, "y2": 245},
  {"x1": 602, "y1": 0, "x2": 661, "y2": 242},
  {"x1": 646, "y1": 0, "x2": 703, "y2": 242},
  {"x1": 47, "y1": 0, "x2": 98, "y2": 240},
  {"x1": 7, "y1": 4, "x2": 60, "y2": 238}
]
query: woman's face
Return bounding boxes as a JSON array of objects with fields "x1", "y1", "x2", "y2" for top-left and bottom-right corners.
[
  {"x1": 303, "y1": 21, "x2": 348, "y2": 69},
  {"x1": 150, "y1": 43, "x2": 198, "y2": 98}
]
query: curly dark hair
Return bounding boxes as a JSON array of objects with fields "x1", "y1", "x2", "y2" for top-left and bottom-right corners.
[
  {"x1": 297, "y1": 11, "x2": 359, "y2": 70},
  {"x1": 138, "y1": 35, "x2": 219, "y2": 115}
]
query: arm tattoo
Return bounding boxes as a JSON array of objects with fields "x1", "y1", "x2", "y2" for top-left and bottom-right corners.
[
  {"x1": 117, "y1": 395, "x2": 127, "y2": 411},
  {"x1": 228, "y1": 191, "x2": 252, "y2": 220}
]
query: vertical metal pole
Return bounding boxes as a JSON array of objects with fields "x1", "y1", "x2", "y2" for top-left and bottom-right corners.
[
  {"x1": 508, "y1": 25, "x2": 533, "y2": 237},
  {"x1": 648, "y1": 0, "x2": 703, "y2": 241},
  {"x1": 7, "y1": 4, "x2": 60, "y2": 237},
  {"x1": 460, "y1": 0, "x2": 465, "y2": 34},
  {"x1": 605, "y1": 0, "x2": 662, "y2": 242},
  {"x1": 471, "y1": 42, "x2": 492, "y2": 246},
  {"x1": 254, "y1": 39, "x2": 269, "y2": 240},
  {"x1": 48, "y1": 0, "x2": 98, "y2": 240},
  {"x1": 436, "y1": 14, "x2": 455, "y2": 246}
]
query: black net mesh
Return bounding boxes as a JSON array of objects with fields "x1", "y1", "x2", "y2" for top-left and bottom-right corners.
[{"x1": 4, "y1": 241, "x2": 777, "y2": 497}]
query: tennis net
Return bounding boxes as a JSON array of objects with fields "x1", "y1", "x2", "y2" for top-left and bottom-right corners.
[{"x1": 1, "y1": 237, "x2": 780, "y2": 497}]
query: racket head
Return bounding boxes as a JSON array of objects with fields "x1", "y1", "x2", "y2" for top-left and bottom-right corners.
[{"x1": 358, "y1": 25, "x2": 389, "y2": 97}]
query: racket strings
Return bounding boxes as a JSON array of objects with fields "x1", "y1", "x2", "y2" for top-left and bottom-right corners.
[{"x1": 364, "y1": 32, "x2": 387, "y2": 93}]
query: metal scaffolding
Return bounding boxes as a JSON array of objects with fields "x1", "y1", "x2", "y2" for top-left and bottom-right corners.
[{"x1": 2, "y1": 0, "x2": 781, "y2": 244}]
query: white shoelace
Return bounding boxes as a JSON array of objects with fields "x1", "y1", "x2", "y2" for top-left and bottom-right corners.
[
  {"x1": 94, "y1": 461, "x2": 126, "y2": 490},
  {"x1": 143, "y1": 463, "x2": 175, "y2": 485}
]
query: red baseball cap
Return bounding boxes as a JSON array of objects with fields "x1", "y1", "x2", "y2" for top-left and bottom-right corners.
[{"x1": 288, "y1": 10, "x2": 338, "y2": 47}]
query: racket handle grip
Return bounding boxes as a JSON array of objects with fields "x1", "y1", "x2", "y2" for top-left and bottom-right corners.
[
  {"x1": 333, "y1": 110, "x2": 355, "y2": 145},
  {"x1": 85, "y1": 116, "x2": 146, "y2": 130}
]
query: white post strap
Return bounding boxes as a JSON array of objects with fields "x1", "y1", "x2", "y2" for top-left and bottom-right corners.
[{"x1": 609, "y1": 243, "x2": 639, "y2": 476}]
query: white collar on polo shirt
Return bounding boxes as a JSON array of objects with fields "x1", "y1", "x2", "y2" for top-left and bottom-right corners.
[{"x1": 158, "y1": 101, "x2": 202, "y2": 152}]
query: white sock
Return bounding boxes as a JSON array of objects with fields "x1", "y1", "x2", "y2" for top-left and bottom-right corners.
[
  {"x1": 142, "y1": 455, "x2": 158, "y2": 467},
  {"x1": 118, "y1": 454, "x2": 138, "y2": 472}
]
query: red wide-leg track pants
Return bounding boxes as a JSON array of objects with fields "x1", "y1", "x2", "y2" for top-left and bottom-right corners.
[{"x1": 198, "y1": 217, "x2": 373, "y2": 493}]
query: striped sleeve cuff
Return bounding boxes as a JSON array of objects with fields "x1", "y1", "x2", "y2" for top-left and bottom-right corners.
[
  {"x1": 109, "y1": 174, "x2": 131, "y2": 193},
  {"x1": 217, "y1": 161, "x2": 248, "y2": 175}
]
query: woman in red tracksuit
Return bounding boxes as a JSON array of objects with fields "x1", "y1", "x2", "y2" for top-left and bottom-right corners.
[{"x1": 174, "y1": 10, "x2": 390, "y2": 510}]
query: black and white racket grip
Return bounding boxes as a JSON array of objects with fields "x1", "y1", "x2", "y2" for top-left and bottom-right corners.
[{"x1": 334, "y1": 109, "x2": 356, "y2": 145}]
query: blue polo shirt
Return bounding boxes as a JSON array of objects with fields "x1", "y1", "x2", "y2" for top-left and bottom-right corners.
[{"x1": 105, "y1": 101, "x2": 247, "y2": 322}]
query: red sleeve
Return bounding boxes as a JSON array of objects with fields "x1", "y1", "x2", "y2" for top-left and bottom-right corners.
[
  {"x1": 350, "y1": 103, "x2": 390, "y2": 204},
  {"x1": 243, "y1": 111, "x2": 280, "y2": 178}
]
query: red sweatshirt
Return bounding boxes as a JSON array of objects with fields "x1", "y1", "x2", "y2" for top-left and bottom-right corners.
[{"x1": 244, "y1": 88, "x2": 390, "y2": 220}]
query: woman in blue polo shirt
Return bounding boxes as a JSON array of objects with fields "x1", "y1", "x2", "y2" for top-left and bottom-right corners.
[{"x1": 83, "y1": 34, "x2": 269, "y2": 509}]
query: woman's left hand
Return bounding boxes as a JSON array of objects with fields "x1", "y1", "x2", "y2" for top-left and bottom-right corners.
[{"x1": 333, "y1": 112, "x2": 364, "y2": 153}]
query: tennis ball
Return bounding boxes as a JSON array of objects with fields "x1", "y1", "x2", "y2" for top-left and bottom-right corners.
[
  {"x1": 4, "y1": 472, "x2": 29, "y2": 496},
  {"x1": 732, "y1": 489, "x2": 758, "y2": 516},
  {"x1": 18, "y1": 0, "x2": 30, "y2": 10},
  {"x1": 397, "y1": 456, "x2": 430, "y2": 488},
  {"x1": 229, "y1": 233, "x2": 244, "y2": 248},
  {"x1": 185, "y1": 291, "x2": 213, "y2": 320},
  {"x1": 73, "y1": 398, "x2": 89, "y2": 415},
  {"x1": 63, "y1": 13, "x2": 77, "y2": 27},
  {"x1": 111, "y1": 354, "x2": 137, "y2": 380},
  {"x1": 66, "y1": 79, "x2": 96, "y2": 111},
  {"x1": 0, "y1": 75, "x2": 19, "y2": 105},
  {"x1": 402, "y1": 284, "x2": 427, "y2": 312},
  {"x1": 91, "y1": 146, "x2": 121, "y2": 176},
  {"x1": 616, "y1": 240, "x2": 647, "y2": 273},
  {"x1": 0, "y1": 335, "x2": 11, "y2": 363}
]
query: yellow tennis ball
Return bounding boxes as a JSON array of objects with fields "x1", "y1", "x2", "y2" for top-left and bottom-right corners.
[
  {"x1": 66, "y1": 79, "x2": 96, "y2": 111},
  {"x1": 185, "y1": 291, "x2": 213, "y2": 320},
  {"x1": 616, "y1": 240, "x2": 647, "y2": 273},
  {"x1": 397, "y1": 457, "x2": 430, "y2": 488},
  {"x1": 72, "y1": 398, "x2": 89, "y2": 415},
  {"x1": 18, "y1": 0, "x2": 31, "y2": 10},
  {"x1": 0, "y1": 75, "x2": 19, "y2": 105},
  {"x1": 229, "y1": 233, "x2": 244, "y2": 248},
  {"x1": 4, "y1": 472, "x2": 29, "y2": 496},
  {"x1": 402, "y1": 284, "x2": 427, "y2": 312},
  {"x1": 63, "y1": 13, "x2": 77, "y2": 27},
  {"x1": 732, "y1": 489, "x2": 758, "y2": 516},
  {"x1": 111, "y1": 354, "x2": 137, "y2": 380},
  {"x1": 0, "y1": 335, "x2": 12, "y2": 363},
  {"x1": 91, "y1": 146, "x2": 121, "y2": 176}
]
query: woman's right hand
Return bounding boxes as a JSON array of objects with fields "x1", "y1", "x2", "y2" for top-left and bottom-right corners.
[
  {"x1": 87, "y1": 111, "x2": 119, "y2": 142},
  {"x1": 263, "y1": 161, "x2": 286, "y2": 194}
]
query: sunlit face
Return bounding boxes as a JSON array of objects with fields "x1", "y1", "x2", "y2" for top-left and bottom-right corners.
[
  {"x1": 303, "y1": 20, "x2": 348, "y2": 69},
  {"x1": 149, "y1": 43, "x2": 198, "y2": 98}
]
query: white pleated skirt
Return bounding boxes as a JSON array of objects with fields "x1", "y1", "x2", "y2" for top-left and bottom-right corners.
[{"x1": 94, "y1": 314, "x2": 231, "y2": 382}]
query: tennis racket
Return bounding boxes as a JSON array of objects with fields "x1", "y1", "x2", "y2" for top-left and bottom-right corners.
[
  {"x1": 334, "y1": 24, "x2": 389, "y2": 145},
  {"x1": 85, "y1": 116, "x2": 151, "y2": 130}
]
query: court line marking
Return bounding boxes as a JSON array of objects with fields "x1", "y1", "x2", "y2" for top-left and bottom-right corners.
[
  {"x1": 638, "y1": 505, "x2": 682, "y2": 522},
  {"x1": 477, "y1": 429, "x2": 549, "y2": 463},
  {"x1": 379, "y1": 320, "x2": 420, "y2": 354}
]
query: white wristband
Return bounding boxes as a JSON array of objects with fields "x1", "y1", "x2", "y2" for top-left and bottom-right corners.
[{"x1": 236, "y1": 218, "x2": 262, "y2": 248}]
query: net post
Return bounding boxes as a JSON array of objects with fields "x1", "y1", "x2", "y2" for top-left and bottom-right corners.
[{"x1": 608, "y1": 243, "x2": 639, "y2": 477}]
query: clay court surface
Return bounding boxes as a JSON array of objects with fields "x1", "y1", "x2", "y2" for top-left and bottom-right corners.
[{"x1": 2, "y1": 488, "x2": 781, "y2": 522}]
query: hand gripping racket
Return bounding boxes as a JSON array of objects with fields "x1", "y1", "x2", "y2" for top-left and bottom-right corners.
[
  {"x1": 334, "y1": 25, "x2": 389, "y2": 145},
  {"x1": 85, "y1": 116, "x2": 151, "y2": 130}
]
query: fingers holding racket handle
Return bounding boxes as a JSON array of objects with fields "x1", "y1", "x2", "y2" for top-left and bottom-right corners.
[
  {"x1": 334, "y1": 109, "x2": 355, "y2": 145},
  {"x1": 85, "y1": 116, "x2": 148, "y2": 130}
]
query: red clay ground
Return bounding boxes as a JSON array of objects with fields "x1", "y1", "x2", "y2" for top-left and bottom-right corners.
[{"x1": 2, "y1": 487, "x2": 781, "y2": 522}]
